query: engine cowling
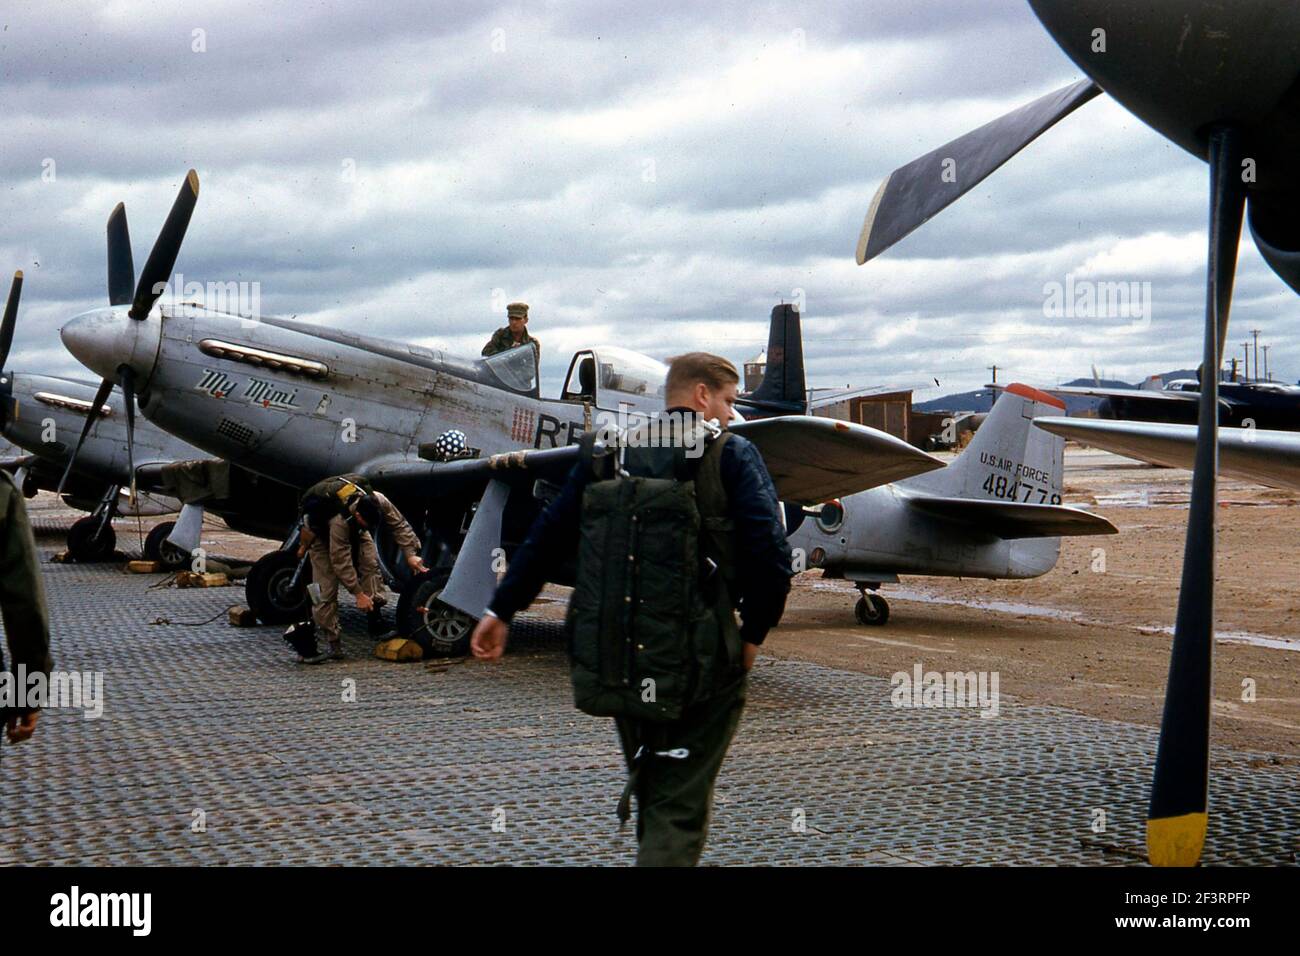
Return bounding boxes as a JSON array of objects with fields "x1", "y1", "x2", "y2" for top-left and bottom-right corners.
[{"x1": 1248, "y1": 196, "x2": 1300, "y2": 296}]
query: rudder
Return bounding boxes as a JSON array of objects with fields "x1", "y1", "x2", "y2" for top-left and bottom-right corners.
[
  {"x1": 928, "y1": 383, "x2": 1067, "y2": 501},
  {"x1": 743, "y1": 303, "x2": 806, "y2": 415}
]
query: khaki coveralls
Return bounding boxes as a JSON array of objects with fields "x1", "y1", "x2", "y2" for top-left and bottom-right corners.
[{"x1": 308, "y1": 492, "x2": 421, "y2": 646}]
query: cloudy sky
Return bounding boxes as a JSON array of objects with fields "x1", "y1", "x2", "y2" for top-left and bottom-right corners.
[{"x1": 2, "y1": 0, "x2": 1294, "y2": 398}]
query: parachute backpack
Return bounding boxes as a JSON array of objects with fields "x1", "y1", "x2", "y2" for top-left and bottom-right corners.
[
  {"x1": 565, "y1": 417, "x2": 741, "y2": 723},
  {"x1": 299, "y1": 474, "x2": 375, "y2": 533}
]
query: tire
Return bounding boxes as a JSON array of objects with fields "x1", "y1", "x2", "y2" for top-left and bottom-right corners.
[
  {"x1": 144, "y1": 521, "x2": 189, "y2": 569},
  {"x1": 396, "y1": 568, "x2": 475, "y2": 657},
  {"x1": 67, "y1": 516, "x2": 116, "y2": 562},
  {"x1": 854, "y1": 593, "x2": 890, "y2": 626},
  {"x1": 246, "y1": 550, "x2": 312, "y2": 625}
]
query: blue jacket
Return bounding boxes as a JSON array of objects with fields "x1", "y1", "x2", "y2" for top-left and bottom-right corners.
[{"x1": 488, "y1": 411, "x2": 795, "y2": 644}]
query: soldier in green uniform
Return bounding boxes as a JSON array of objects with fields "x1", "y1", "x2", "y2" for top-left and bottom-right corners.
[
  {"x1": 481, "y1": 301, "x2": 540, "y2": 362},
  {"x1": 0, "y1": 470, "x2": 52, "y2": 750},
  {"x1": 471, "y1": 353, "x2": 794, "y2": 865}
]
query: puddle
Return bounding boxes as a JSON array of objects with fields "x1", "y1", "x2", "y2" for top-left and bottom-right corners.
[
  {"x1": 1135, "y1": 624, "x2": 1300, "y2": 652},
  {"x1": 1092, "y1": 490, "x2": 1188, "y2": 508},
  {"x1": 882, "y1": 587, "x2": 1084, "y2": 622},
  {"x1": 812, "y1": 582, "x2": 1300, "y2": 651},
  {"x1": 812, "y1": 582, "x2": 1080, "y2": 620}
]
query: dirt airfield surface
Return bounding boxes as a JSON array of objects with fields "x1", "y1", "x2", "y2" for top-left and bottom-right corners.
[
  {"x1": 766, "y1": 447, "x2": 1300, "y2": 759},
  {"x1": 27, "y1": 446, "x2": 1300, "y2": 759}
]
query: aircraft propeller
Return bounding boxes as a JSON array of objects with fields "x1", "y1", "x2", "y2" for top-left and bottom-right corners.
[
  {"x1": 853, "y1": 12, "x2": 1270, "y2": 861},
  {"x1": 1143, "y1": 127, "x2": 1244, "y2": 866},
  {"x1": 58, "y1": 170, "x2": 201, "y2": 501},
  {"x1": 0, "y1": 271, "x2": 23, "y2": 431}
]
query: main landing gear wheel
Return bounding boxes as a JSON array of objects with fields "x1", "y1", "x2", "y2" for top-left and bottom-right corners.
[
  {"x1": 66, "y1": 516, "x2": 116, "y2": 562},
  {"x1": 246, "y1": 550, "x2": 312, "y2": 625},
  {"x1": 397, "y1": 569, "x2": 475, "y2": 657},
  {"x1": 144, "y1": 521, "x2": 189, "y2": 569},
  {"x1": 855, "y1": 592, "x2": 890, "y2": 626}
]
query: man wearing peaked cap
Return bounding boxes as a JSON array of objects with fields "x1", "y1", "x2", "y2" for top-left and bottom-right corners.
[{"x1": 482, "y1": 301, "x2": 540, "y2": 362}]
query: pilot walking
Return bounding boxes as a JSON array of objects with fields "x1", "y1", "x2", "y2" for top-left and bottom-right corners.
[
  {"x1": 295, "y1": 475, "x2": 426, "y2": 663},
  {"x1": 0, "y1": 470, "x2": 52, "y2": 754},
  {"x1": 471, "y1": 352, "x2": 794, "y2": 865},
  {"x1": 481, "y1": 301, "x2": 540, "y2": 361}
]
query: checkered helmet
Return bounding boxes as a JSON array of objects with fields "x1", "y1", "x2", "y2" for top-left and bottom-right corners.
[{"x1": 433, "y1": 429, "x2": 468, "y2": 460}]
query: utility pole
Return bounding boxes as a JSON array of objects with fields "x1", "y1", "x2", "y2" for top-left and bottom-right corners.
[
  {"x1": 1242, "y1": 341, "x2": 1251, "y2": 381},
  {"x1": 1263, "y1": 344, "x2": 1271, "y2": 382},
  {"x1": 987, "y1": 364, "x2": 998, "y2": 385},
  {"x1": 1250, "y1": 329, "x2": 1262, "y2": 384}
]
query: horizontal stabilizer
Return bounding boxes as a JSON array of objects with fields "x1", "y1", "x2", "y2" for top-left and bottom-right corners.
[
  {"x1": 1045, "y1": 384, "x2": 1198, "y2": 402},
  {"x1": 908, "y1": 495, "x2": 1117, "y2": 539},
  {"x1": 1035, "y1": 416, "x2": 1300, "y2": 492}
]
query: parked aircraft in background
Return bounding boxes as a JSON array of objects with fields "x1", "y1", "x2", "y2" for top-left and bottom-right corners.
[{"x1": 791, "y1": 385, "x2": 1115, "y2": 624}]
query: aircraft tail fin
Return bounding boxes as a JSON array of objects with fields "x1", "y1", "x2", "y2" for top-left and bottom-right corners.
[
  {"x1": 920, "y1": 383, "x2": 1066, "y2": 502},
  {"x1": 743, "y1": 303, "x2": 806, "y2": 415}
]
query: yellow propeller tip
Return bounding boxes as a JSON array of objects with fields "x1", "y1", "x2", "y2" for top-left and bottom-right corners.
[
  {"x1": 1147, "y1": 812, "x2": 1207, "y2": 866},
  {"x1": 14, "y1": 270, "x2": 22, "y2": 280},
  {"x1": 186, "y1": 169, "x2": 200, "y2": 195}
]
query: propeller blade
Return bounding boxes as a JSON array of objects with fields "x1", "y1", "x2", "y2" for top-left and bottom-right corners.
[
  {"x1": 120, "y1": 366, "x2": 137, "y2": 505},
  {"x1": 1147, "y1": 126, "x2": 1246, "y2": 867},
  {"x1": 56, "y1": 377, "x2": 115, "y2": 494},
  {"x1": 0, "y1": 270, "x2": 21, "y2": 370},
  {"x1": 107, "y1": 202, "x2": 135, "y2": 307},
  {"x1": 856, "y1": 79, "x2": 1101, "y2": 264},
  {"x1": 129, "y1": 169, "x2": 200, "y2": 320}
]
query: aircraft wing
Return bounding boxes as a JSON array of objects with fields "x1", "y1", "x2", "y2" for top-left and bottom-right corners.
[
  {"x1": 1034, "y1": 417, "x2": 1300, "y2": 492},
  {"x1": 359, "y1": 445, "x2": 584, "y2": 496},
  {"x1": 1043, "y1": 385, "x2": 1198, "y2": 402},
  {"x1": 361, "y1": 416, "x2": 944, "y2": 506},
  {"x1": 730, "y1": 416, "x2": 944, "y2": 505},
  {"x1": 0, "y1": 453, "x2": 38, "y2": 473},
  {"x1": 908, "y1": 495, "x2": 1117, "y2": 539}
]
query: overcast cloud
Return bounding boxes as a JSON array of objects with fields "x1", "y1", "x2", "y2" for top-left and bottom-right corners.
[{"x1": 1, "y1": 0, "x2": 1293, "y2": 397}]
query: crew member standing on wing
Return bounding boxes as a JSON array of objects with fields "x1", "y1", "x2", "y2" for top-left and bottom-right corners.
[{"x1": 471, "y1": 352, "x2": 794, "y2": 866}]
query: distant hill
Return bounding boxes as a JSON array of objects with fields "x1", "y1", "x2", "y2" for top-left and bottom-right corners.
[{"x1": 914, "y1": 370, "x2": 1203, "y2": 415}]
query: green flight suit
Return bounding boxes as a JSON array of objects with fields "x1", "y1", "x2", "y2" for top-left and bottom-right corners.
[
  {"x1": 0, "y1": 471, "x2": 53, "y2": 736},
  {"x1": 609, "y1": 427, "x2": 750, "y2": 867},
  {"x1": 614, "y1": 674, "x2": 747, "y2": 867},
  {"x1": 481, "y1": 326, "x2": 540, "y2": 360}
]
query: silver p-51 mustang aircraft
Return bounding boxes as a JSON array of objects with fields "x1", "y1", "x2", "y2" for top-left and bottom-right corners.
[
  {"x1": 58, "y1": 171, "x2": 949, "y2": 647},
  {"x1": 1, "y1": 270, "x2": 299, "y2": 565}
]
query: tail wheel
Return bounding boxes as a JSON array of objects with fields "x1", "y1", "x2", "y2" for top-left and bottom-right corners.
[
  {"x1": 66, "y1": 516, "x2": 116, "y2": 562},
  {"x1": 246, "y1": 550, "x2": 312, "y2": 625},
  {"x1": 144, "y1": 521, "x2": 189, "y2": 569},
  {"x1": 855, "y1": 592, "x2": 890, "y2": 626},
  {"x1": 397, "y1": 569, "x2": 475, "y2": 657}
]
